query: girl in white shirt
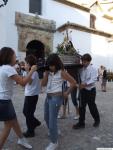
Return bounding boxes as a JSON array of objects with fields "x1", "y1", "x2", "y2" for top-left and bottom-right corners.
[
  {"x1": 0, "y1": 47, "x2": 37, "y2": 149},
  {"x1": 41, "y1": 53, "x2": 77, "y2": 150},
  {"x1": 23, "y1": 55, "x2": 41, "y2": 137}
]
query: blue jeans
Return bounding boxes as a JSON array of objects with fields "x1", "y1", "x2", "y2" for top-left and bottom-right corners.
[{"x1": 44, "y1": 95, "x2": 63, "y2": 143}]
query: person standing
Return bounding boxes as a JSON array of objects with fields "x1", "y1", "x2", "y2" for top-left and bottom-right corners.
[
  {"x1": 98, "y1": 65, "x2": 104, "y2": 91},
  {"x1": 41, "y1": 53, "x2": 77, "y2": 150},
  {"x1": 0, "y1": 47, "x2": 37, "y2": 149},
  {"x1": 102, "y1": 67, "x2": 107, "y2": 92},
  {"x1": 73, "y1": 53, "x2": 100, "y2": 129},
  {"x1": 23, "y1": 55, "x2": 41, "y2": 137}
]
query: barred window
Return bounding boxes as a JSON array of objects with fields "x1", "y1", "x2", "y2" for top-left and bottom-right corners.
[{"x1": 29, "y1": 0, "x2": 42, "y2": 15}]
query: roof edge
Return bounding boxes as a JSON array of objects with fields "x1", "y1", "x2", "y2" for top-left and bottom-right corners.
[{"x1": 57, "y1": 22, "x2": 113, "y2": 38}]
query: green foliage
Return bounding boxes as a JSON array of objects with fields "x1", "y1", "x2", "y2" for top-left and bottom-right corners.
[
  {"x1": 57, "y1": 44, "x2": 64, "y2": 55},
  {"x1": 56, "y1": 42, "x2": 76, "y2": 55}
]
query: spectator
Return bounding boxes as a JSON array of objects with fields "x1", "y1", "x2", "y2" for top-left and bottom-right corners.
[
  {"x1": 102, "y1": 67, "x2": 107, "y2": 92},
  {"x1": 98, "y1": 65, "x2": 104, "y2": 91}
]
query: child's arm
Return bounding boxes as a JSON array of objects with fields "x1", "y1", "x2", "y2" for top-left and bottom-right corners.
[
  {"x1": 41, "y1": 71, "x2": 49, "y2": 87},
  {"x1": 11, "y1": 65, "x2": 37, "y2": 86},
  {"x1": 61, "y1": 70, "x2": 78, "y2": 98}
]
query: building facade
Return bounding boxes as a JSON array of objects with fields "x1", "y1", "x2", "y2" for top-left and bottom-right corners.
[{"x1": 0, "y1": 0, "x2": 113, "y2": 69}]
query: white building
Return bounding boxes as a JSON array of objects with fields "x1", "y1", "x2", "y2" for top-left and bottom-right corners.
[{"x1": 0, "y1": 0, "x2": 113, "y2": 70}]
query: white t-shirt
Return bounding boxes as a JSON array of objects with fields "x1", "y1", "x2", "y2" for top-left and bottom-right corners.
[
  {"x1": 25, "y1": 71, "x2": 40, "y2": 96},
  {"x1": 0, "y1": 65, "x2": 17, "y2": 100},
  {"x1": 80, "y1": 64, "x2": 98, "y2": 90},
  {"x1": 46, "y1": 70, "x2": 63, "y2": 93}
]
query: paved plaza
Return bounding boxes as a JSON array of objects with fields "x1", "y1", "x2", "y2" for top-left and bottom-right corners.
[{"x1": 0, "y1": 82, "x2": 113, "y2": 150}]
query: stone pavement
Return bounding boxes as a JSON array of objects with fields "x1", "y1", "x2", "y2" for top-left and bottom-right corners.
[{"x1": 0, "y1": 82, "x2": 113, "y2": 150}]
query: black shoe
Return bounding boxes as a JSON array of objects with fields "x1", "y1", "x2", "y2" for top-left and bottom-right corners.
[
  {"x1": 34, "y1": 121, "x2": 41, "y2": 129},
  {"x1": 93, "y1": 121, "x2": 100, "y2": 127},
  {"x1": 37, "y1": 121, "x2": 41, "y2": 126},
  {"x1": 72, "y1": 122, "x2": 85, "y2": 129},
  {"x1": 23, "y1": 131, "x2": 35, "y2": 138}
]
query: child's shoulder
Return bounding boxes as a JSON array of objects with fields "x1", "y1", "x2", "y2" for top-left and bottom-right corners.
[{"x1": 33, "y1": 71, "x2": 39, "y2": 78}]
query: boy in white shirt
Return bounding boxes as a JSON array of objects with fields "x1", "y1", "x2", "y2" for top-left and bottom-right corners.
[{"x1": 73, "y1": 53, "x2": 100, "y2": 129}]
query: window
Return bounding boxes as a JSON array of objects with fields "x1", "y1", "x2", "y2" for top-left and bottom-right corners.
[
  {"x1": 29, "y1": 0, "x2": 42, "y2": 15},
  {"x1": 90, "y1": 14, "x2": 96, "y2": 29}
]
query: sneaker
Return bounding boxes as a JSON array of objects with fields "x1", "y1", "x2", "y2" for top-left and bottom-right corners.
[
  {"x1": 73, "y1": 115, "x2": 79, "y2": 120},
  {"x1": 45, "y1": 142, "x2": 58, "y2": 150},
  {"x1": 93, "y1": 121, "x2": 100, "y2": 127},
  {"x1": 17, "y1": 137, "x2": 32, "y2": 149},
  {"x1": 23, "y1": 131, "x2": 35, "y2": 138},
  {"x1": 72, "y1": 122, "x2": 85, "y2": 129}
]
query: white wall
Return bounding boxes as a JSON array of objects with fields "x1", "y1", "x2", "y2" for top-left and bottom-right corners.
[
  {"x1": 87, "y1": 33, "x2": 113, "y2": 70},
  {"x1": 0, "y1": 8, "x2": 7, "y2": 47},
  {"x1": 95, "y1": 17, "x2": 113, "y2": 34},
  {"x1": 42, "y1": 0, "x2": 90, "y2": 28},
  {"x1": 0, "y1": 0, "x2": 29, "y2": 56}
]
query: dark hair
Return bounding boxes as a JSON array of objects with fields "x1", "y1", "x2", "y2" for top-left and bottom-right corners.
[
  {"x1": 25, "y1": 55, "x2": 37, "y2": 67},
  {"x1": 82, "y1": 53, "x2": 92, "y2": 62},
  {"x1": 46, "y1": 53, "x2": 64, "y2": 72},
  {"x1": 0, "y1": 47, "x2": 15, "y2": 66}
]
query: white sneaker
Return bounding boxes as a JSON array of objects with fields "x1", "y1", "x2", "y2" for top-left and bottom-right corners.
[
  {"x1": 17, "y1": 137, "x2": 32, "y2": 149},
  {"x1": 74, "y1": 115, "x2": 79, "y2": 120},
  {"x1": 45, "y1": 142, "x2": 58, "y2": 150}
]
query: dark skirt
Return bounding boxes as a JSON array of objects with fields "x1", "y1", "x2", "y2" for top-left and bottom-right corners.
[{"x1": 0, "y1": 100, "x2": 16, "y2": 121}]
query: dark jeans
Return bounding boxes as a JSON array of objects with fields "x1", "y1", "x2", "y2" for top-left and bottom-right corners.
[
  {"x1": 23, "y1": 95, "x2": 40, "y2": 132},
  {"x1": 79, "y1": 88, "x2": 100, "y2": 124}
]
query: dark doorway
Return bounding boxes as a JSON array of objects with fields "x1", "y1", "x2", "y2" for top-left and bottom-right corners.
[
  {"x1": 26, "y1": 40, "x2": 45, "y2": 79},
  {"x1": 26, "y1": 40, "x2": 45, "y2": 59}
]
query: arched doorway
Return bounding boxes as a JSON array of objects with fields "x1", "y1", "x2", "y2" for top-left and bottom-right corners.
[
  {"x1": 26, "y1": 40, "x2": 45, "y2": 79},
  {"x1": 26, "y1": 40, "x2": 45, "y2": 59}
]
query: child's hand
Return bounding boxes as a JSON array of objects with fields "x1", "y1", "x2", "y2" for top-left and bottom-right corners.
[
  {"x1": 31, "y1": 65, "x2": 37, "y2": 72},
  {"x1": 79, "y1": 83, "x2": 87, "y2": 89}
]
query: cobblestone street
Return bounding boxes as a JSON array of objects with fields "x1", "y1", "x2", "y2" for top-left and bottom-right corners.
[{"x1": 0, "y1": 82, "x2": 113, "y2": 150}]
